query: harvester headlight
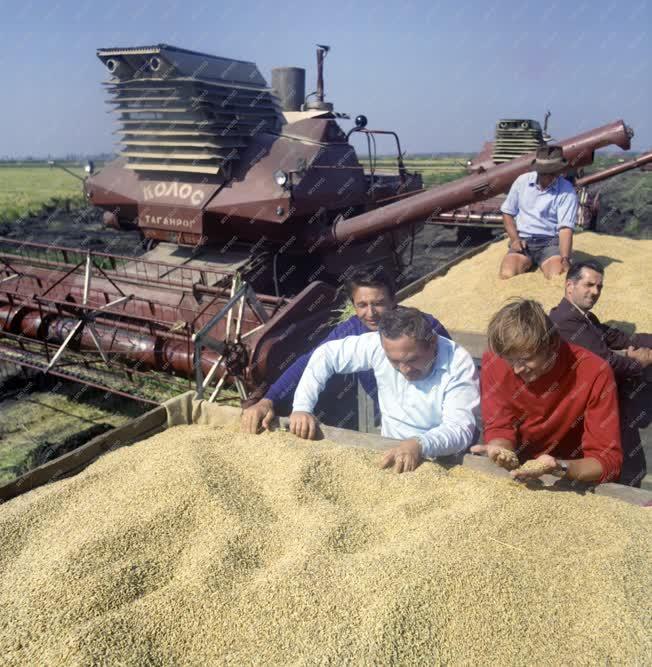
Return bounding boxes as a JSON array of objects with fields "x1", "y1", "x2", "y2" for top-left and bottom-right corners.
[{"x1": 274, "y1": 170, "x2": 289, "y2": 187}]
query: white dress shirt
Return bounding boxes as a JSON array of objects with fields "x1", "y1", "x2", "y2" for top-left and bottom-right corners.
[{"x1": 292, "y1": 332, "x2": 480, "y2": 458}]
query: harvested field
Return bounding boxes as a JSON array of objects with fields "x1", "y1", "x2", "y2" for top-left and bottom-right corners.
[
  {"x1": 1, "y1": 425, "x2": 650, "y2": 665},
  {"x1": 0, "y1": 383, "x2": 145, "y2": 485},
  {"x1": 403, "y1": 231, "x2": 652, "y2": 335}
]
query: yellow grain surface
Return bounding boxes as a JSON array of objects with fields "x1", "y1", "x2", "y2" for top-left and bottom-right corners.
[
  {"x1": 0, "y1": 425, "x2": 650, "y2": 665},
  {"x1": 403, "y1": 232, "x2": 652, "y2": 335}
]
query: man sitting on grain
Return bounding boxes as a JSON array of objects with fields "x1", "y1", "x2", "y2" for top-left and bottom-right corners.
[
  {"x1": 471, "y1": 299, "x2": 622, "y2": 483},
  {"x1": 289, "y1": 306, "x2": 480, "y2": 474},
  {"x1": 499, "y1": 145, "x2": 578, "y2": 280},
  {"x1": 549, "y1": 260, "x2": 652, "y2": 486}
]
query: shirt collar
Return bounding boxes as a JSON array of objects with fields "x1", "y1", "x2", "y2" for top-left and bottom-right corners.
[
  {"x1": 565, "y1": 297, "x2": 591, "y2": 319},
  {"x1": 432, "y1": 335, "x2": 451, "y2": 371},
  {"x1": 527, "y1": 171, "x2": 558, "y2": 192}
]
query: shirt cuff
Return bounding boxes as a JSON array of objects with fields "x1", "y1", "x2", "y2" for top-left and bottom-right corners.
[
  {"x1": 292, "y1": 403, "x2": 315, "y2": 414},
  {"x1": 264, "y1": 388, "x2": 281, "y2": 402},
  {"x1": 415, "y1": 435, "x2": 432, "y2": 459}
]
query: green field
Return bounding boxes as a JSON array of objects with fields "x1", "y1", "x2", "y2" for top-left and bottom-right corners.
[
  {"x1": 0, "y1": 382, "x2": 145, "y2": 485},
  {"x1": 0, "y1": 163, "x2": 87, "y2": 224},
  {"x1": 360, "y1": 156, "x2": 468, "y2": 187}
]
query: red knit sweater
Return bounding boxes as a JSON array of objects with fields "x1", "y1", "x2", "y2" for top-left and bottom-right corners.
[{"x1": 481, "y1": 341, "x2": 622, "y2": 483}]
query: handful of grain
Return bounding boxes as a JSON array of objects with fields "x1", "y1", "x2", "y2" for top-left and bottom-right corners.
[
  {"x1": 516, "y1": 459, "x2": 553, "y2": 476},
  {"x1": 0, "y1": 425, "x2": 650, "y2": 665},
  {"x1": 494, "y1": 447, "x2": 520, "y2": 470}
]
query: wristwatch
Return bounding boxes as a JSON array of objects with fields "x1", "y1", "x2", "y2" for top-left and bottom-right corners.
[{"x1": 551, "y1": 459, "x2": 569, "y2": 478}]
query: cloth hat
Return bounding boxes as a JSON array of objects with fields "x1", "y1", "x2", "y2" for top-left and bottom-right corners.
[{"x1": 531, "y1": 145, "x2": 568, "y2": 174}]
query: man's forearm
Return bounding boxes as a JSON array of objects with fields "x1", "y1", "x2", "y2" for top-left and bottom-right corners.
[
  {"x1": 292, "y1": 336, "x2": 375, "y2": 413},
  {"x1": 502, "y1": 214, "x2": 519, "y2": 242},
  {"x1": 292, "y1": 370, "x2": 325, "y2": 414},
  {"x1": 564, "y1": 457, "x2": 603, "y2": 483},
  {"x1": 486, "y1": 437, "x2": 516, "y2": 451},
  {"x1": 292, "y1": 356, "x2": 332, "y2": 414},
  {"x1": 559, "y1": 227, "x2": 573, "y2": 258},
  {"x1": 418, "y1": 421, "x2": 475, "y2": 459},
  {"x1": 632, "y1": 332, "x2": 652, "y2": 349},
  {"x1": 265, "y1": 351, "x2": 311, "y2": 403}
]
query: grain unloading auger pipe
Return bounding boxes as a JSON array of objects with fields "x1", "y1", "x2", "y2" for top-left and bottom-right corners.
[
  {"x1": 319, "y1": 120, "x2": 632, "y2": 246},
  {"x1": 574, "y1": 150, "x2": 652, "y2": 187}
]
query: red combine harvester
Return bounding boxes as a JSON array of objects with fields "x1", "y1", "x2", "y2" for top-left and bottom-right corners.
[{"x1": 0, "y1": 44, "x2": 645, "y2": 405}]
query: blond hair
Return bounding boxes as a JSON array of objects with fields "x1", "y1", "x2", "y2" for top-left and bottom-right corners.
[{"x1": 487, "y1": 298, "x2": 559, "y2": 358}]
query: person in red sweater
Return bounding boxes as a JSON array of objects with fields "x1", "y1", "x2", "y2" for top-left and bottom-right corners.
[{"x1": 471, "y1": 298, "x2": 622, "y2": 484}]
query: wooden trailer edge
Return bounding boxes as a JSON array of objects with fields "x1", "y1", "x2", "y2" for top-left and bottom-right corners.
[{"x1": 2, "y1": 391, "x2": 651, "y2": 507}]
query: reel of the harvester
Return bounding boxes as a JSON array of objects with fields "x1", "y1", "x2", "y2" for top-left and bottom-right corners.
[{"x1": 192, "y1": 278, "x2": 271, "y2": 403}]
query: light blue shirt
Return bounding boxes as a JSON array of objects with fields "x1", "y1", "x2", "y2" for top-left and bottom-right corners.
[
  {"x1": 292, "y1": 333, "x2": 480, "y2": 459},
  {"x1": 500, "y1": 171, "x2": 578, "y2": 238}
]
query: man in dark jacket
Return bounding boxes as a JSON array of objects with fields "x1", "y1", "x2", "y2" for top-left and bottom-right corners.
[{"x1": 549, "y1": 260, "x2": 652, "y2": 486}]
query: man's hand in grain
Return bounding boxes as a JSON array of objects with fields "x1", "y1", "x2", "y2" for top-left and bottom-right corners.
[
  {"x1": 289, "y1": 411, "x2": 319, "y2": 440},
  {"x1": 381, "y1": 438, "x2": 423, "y2": 474},
  {"x1": 241, "y1": 398, "x2": 276, "y2": 434},
  {"x1": 511, "y1": 454, "x2": 558, "y2": 481},
  {"x1": 470, "y1": 442, "x2": 520, "y2": 471}
]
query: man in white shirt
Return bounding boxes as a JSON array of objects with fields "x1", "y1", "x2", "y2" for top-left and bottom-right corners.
[{"x1": 290, "y1": 306, "x2": 480, "y2": 474}]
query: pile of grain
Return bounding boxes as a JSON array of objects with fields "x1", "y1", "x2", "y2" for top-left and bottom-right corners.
[
  {"x1": 1, "y1": 425, "x2": 650, "y2": 665},
  {"x1": 404, "y1": 232, "x2": 652, "y2": 334}
]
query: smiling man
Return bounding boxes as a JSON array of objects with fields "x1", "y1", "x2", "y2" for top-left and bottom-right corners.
[
  {"x1": 549, "y1": 260, "x2": 652, "y2": 486},
  {"x1": 289, "y1": 306, "x2": 479, "y2": 474},
  {"x1": 241, "y1": 268, "x2": 449, "y2": 434},
  {"x1": 471, "y1": 298, "x2": 622, "y2": 484}
]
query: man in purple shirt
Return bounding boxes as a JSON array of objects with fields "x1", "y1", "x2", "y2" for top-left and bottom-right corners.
[
  {"x1": 549, "y1": 260, "x2": 652, "y2": 486},
  {"x1": 499, "y1": 145, "x2": 578, "y2": 280},
  {"x1": 241, "y1": 268, "x2": 450, "y2": 433}
]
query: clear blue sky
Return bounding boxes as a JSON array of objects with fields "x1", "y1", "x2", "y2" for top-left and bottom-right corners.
[{"x1": 1, "y1": 0, "x2": 650, "y2": 158}]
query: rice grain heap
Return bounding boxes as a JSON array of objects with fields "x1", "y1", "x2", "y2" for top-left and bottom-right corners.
[
  {"x1": 1, "y1": 425, "x2": 651, "y2": 665},
  {"x1": 403, "y1": 232, "x2": 652, "y2": 334}
]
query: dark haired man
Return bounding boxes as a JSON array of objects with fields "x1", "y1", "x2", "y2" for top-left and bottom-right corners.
[
  {"x1": 289, "y1": 306, "x2": 479, "y2": 474},
  {"x1": 549, "y1": 260, "x2": 652, "y2": 486},
  {"x1": 472, "y1": 298, "x2": 622, "y2": 484},
  {"x1": 241, "y1": 268, "x2": 449, "y2": 434},
  {"x1": 499, "y1": 145, "x2": 578, "y2": 280}
]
